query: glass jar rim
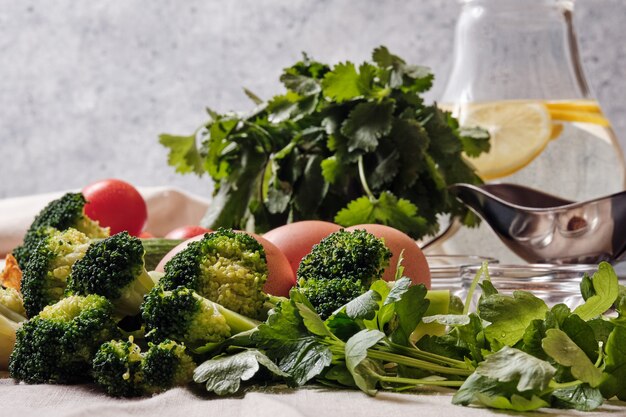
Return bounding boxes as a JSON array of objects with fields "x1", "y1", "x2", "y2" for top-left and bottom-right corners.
[{"x1": 460, "y1": 263, "x2": 598, "y2": 282}]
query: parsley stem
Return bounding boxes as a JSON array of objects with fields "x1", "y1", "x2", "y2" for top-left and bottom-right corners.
[
  {"x1": 550, "y1": 380, "x2": 583, "y2": 390},
  {"x1": 357, "y1": 156, "x2": 376, "y2": 201},
  {"x1": 381, "y1": 343, "x2": 469, "y2": 369},
  {"x1": 377, "y1": 375, "x2": 464, "y2": 387},
  {"x1": 463, "y1": 261, "x2": 489, "y2": 315},
  {"x1": 365, "y1": 349, "x2": 472, "y2": 376}
]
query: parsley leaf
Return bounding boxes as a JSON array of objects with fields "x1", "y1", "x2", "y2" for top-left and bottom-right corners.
[{"x1": 341, "y1": 101, "x2": 395, "y2": 152}]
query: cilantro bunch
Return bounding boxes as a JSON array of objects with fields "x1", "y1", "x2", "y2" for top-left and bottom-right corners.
[{"x1": 159, "y1": 47, "x2": 489, "y2": 239}]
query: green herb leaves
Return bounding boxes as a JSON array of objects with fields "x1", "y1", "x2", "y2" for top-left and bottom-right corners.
[{"x1": 160, "y1": 47, "x2": 487, "y2": 237}]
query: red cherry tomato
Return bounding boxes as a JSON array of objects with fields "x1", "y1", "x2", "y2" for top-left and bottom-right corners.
[
  {"x1": 155, "y1": 231, "x2": 296, "y2": 297},
  {"x1": 262, "y1": 221, "x2": 342, "y2": 277},
  {"x1": 164, "y1": 225, "x2": 211, "y2": 240},
  {"x1": 139, "y1": 231, "x2": 156, "y2": 238},
  {"x1": 82, "y1": 179, "x2": 148, "y2": 236},
  {"x1": 345, "y1": 224, "x2": 431, "y2": 288}
]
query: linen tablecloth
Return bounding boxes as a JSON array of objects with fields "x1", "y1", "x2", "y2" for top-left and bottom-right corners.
[{"x1": 2, "y1": 378, "x2": 626, "y2": 417}]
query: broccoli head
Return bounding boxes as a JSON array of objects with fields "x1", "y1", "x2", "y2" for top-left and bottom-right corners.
[
  {"x1": 9, "y1": 294, "x2": 120, "y2": 383},
  {"x1": 92, "y1": 338, "x2": 195, "y2": 397},
  {"x1": 142, "y1": 340, "x2": 196, "y2": 393},
  {"x1": 67, "y1": 231, "x2": 155, "y2": 318},
  {"x1": 142, "y1": 287, "x2": 258, "y2": 348},
  {"x1": 160, "y1": 228, "x2": 268, "y2": 319},
  {"x1": 0, "y1": 287, "x2": 27, "y2": 370},
  {"x1": 21, "y1": 227, "x2": 92, "y2": 317},
  {"x1": 296, "y1": 229, "x2": 392, "y2": 318},
  {"x1": 13, "y1": 192, "x2": 109, "y2": 269},
  {"x1": 92, "y1": 338, "x2": 144, "y2": 397}
]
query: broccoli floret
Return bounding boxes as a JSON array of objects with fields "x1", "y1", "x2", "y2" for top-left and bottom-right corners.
[
  {"x1": 92, "y1": 338, "x2": 144, "y2": 397},
  {"x1": 67, "y1": 232, "x2": 155, "y2": 318},
  {"x1": 13, "y1": 193, "x2": 109, "y2": 269},
  {"x1": 296, "y1": 229, "x2": 392, "y2": 318},
  {"x1": 0, "y1": 287, "x2": 27, "y2": 370},
  {"x1": 142, "y1": 287, "x2": 259, "y2": 348},
  {"x1": 142, "y1": 340, "x2": 196, "y2": 393},
  {"x1": 92, "y1": 338, "x2": 195, "y2": 397},
  {"x1": 21, "y1": 227, "x2": 92, "y2": 317},
  {"x1": 9, "y1": 294, "x2": 120, "y2": 383},
  {"x1": 160, "y1": 228, "x2": 268, "y2": 319}
]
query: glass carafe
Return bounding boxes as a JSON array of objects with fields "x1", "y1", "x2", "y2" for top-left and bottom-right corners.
[{"x1": 437, "y1": 0, "x2": 626, "y2": 262}]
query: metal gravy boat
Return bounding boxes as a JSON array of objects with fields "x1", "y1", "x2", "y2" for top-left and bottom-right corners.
[{"x1": 449, "y1": 183, "x2": 626, "y2": 264}]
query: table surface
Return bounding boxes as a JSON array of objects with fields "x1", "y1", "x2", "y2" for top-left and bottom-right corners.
[{"x1": 2, "y1": 377, "x2": 626, "y2": 417}]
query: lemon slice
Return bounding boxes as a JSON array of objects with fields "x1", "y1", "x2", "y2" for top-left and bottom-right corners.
[{"x1": 462, "y1": 101, "x2": 553, "y2": 180}]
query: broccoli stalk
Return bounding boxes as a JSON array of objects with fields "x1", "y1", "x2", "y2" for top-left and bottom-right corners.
[
  {"x1": 9, "y1": 294, "x2": 119, "y2": 383},
  {"x1": 142, "y1": 287, "x2": 259, "y2": 348},
  {"x1": 0, "y1": 287, "x2": 27, "y2": 370},
  {"x1": 159, "y1": 228, "x2": 269, "y2": 319},
  {"x1": 21, "y1": 227, "x2": 92, "y2": 317},
  {"x1": 67, "y1": 231, "x2": 155, "y2": 318},
  {"x1": 92, "y1": 337, "x2": 195, "y2": 397},
  {"x1": 296, "y1": 229, "x2": 392, "y2": 318},
  {"x1": 12, "y1": 192, "x2": 109, "y2": 269}
]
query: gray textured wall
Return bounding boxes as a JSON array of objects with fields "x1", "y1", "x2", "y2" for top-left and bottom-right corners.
[{"x1": 1, "y1": 0, "x2": 625, "y2": 198}]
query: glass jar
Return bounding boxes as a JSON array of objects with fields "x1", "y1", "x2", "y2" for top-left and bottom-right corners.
[
  {"x1": 428, "y1": 255, "x2": 498, "y2": 298},
  {"x1": 438, "y1": 0, "x2": 626, "y2": 262},
  {"x1": 460, "y1": 263, "x2": 598, "y2": 311}
]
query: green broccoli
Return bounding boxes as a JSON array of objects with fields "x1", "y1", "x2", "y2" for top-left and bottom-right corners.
[
  {"x1": 0, "y1": 287, "x2": 27, "y2": 369},
  {"x1": 9, "y1": 294, "x2": 120, "y2": 383},
  {"x1": 13, "y1": 192, "x2": 109, "y2": 269},
  {"x1": 92, "y1": 338, "x2": 195, "y2": 397},
  {"x1": 21, "y1": 227, "x2": 92, "y2": 317},
  {"x1": 296, "y1": 229, "x2": 392, "y2": 318},
  {"x1": 142, "y1": 287, "x2": 259, "y2": 348},
  {"x1": 67, "y1": 231, "x2": 155, "y2": 318},
  {"x1": 92, "y1": 337, "x2": 144, "y2": 397},
  {"x1": 142, "y1": 339, "x2": 196, "y2": 392},
  {"x1": 160, "y1": 228, "x2": 268, "y2": 319}
]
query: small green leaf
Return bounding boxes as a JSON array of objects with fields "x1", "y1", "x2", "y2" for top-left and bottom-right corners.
[
  {"x1": 475, "y1": 393, "x2": 549, "y2": 411},
  {"x1": 552, "y1": 384, "x2": 603, "y2": 411},
  {"x1": 345, "y1": 329, "x2": 386, "y2": 395},
  {"x1": 193, "y1": 350, "x2": 288, "y2": 395},
  {"x1": 322, "y1": 62, "x2": 362, "y2": 102},
  {"x1": 574, "y1": 262, "x2": 619, "y2": 320},
  {"x1": 243, "y1": 88, "x2": 264, "y2": 105},
  {"x1": 480, "y1": 291, "x2": 549, "y2": 346},
  {"x1": 344, "y1": 290, "x2": 381, "y2": 320},
  {"x1": 390, "y1": 284, "x2": 429, "y2": 346},
  {"x1": 280, "y1": 73, "x2": 321, "y2": 96},
  {"x1": 334, "y1": 192, "x2": 428, "y2": 238},
  {"x1": 599, "y1": 325, "x2": 626, "y2": 400},
  {"x1": 459, "y1": 126, "x2": 490, "y2": 157},
  {"x1": 476, "y1": 346, "x2": 555, "y2": 392},
  {"x1": 159, "y1": 133, "x2": 205, "y2": 175},
  {"x1": 542, "y1": 328, "x2": 603, "y2": 387},
  {"x1": 295, "y1": 302, "x2": 334, "y2": 338},
  {"x1": 422, "y1": 314, "x2": 471, "y2": 326},
  {"x1": 341, "y1": 101, "x2": 394, "y2": 152}
]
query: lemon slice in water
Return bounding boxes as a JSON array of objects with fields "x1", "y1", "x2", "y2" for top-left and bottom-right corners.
[{"x1": 461, "y1": 101, "x2": 553, "y2": 180}]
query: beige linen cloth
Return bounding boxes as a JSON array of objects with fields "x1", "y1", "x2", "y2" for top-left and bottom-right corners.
[
  {"x1": 2, "y1": 378, "x2": 626, "y2": 417},
  {"x1": 2, "y1": 188, "x2": 626, "y2": 416},
  {"x1": 0, "y1": 186, "x2": 211, "y2": 257}
]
